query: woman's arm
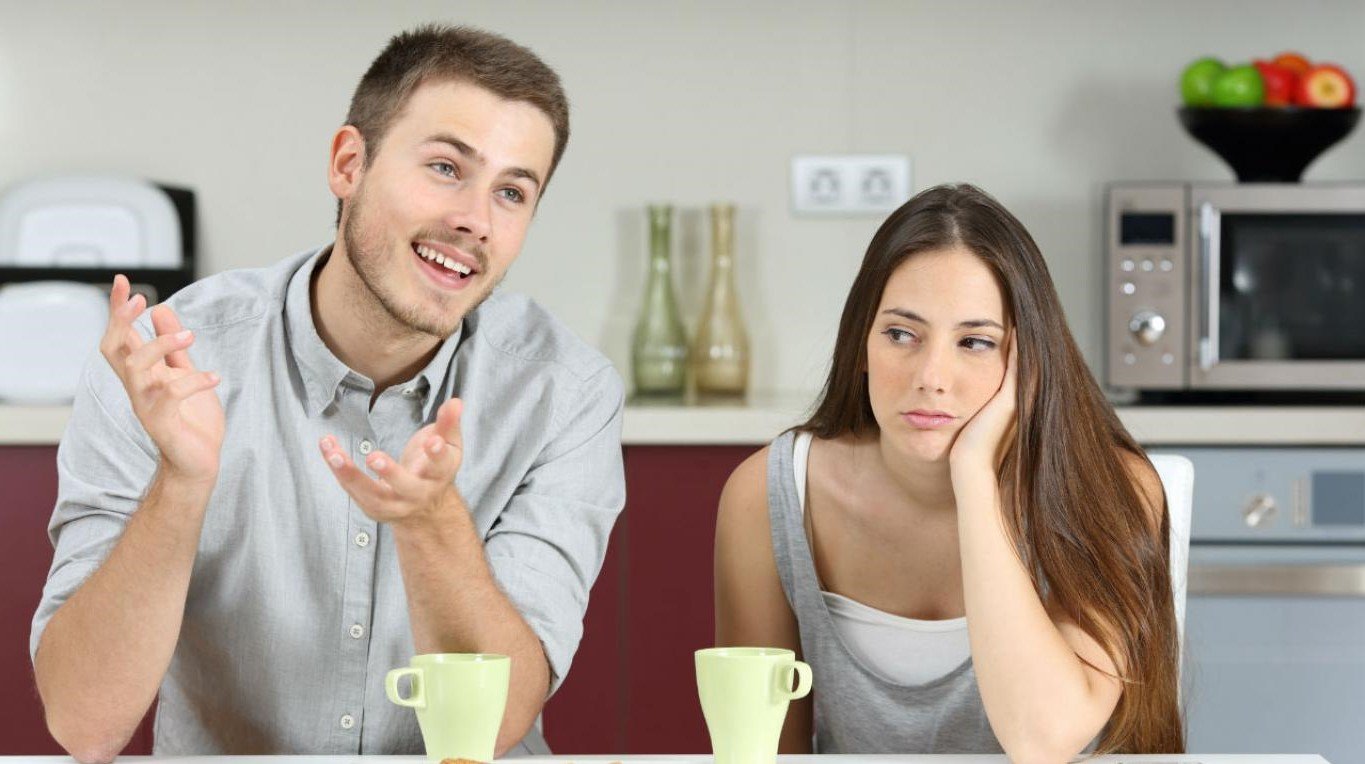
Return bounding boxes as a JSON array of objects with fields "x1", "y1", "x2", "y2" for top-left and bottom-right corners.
[
  {"x1": 949, "y1": 334, "x2": 1165, "y2": 763},
  {"x1": 714, "y1": 447, "x2": 813, "y2": 754}
]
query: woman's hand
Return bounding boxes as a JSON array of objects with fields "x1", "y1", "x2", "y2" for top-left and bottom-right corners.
[{"x1": 949, "y1": 329, "x2": 1017, "y2": 480}]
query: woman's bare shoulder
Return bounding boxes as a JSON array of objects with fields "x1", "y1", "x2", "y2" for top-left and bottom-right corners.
[{"x1": 1119, "y1": 448, "x2": 1166, "y2": 533}]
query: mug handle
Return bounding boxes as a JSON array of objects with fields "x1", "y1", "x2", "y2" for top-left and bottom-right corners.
[
  {"x1": 385, "y1": 667, "x2": 425, "y2": 709},
  {"x1": 775, "y1": 660, "x2": 813, "y2": 701}
]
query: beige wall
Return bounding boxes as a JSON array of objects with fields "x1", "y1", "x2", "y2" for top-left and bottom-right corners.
[{"x1": 3, "y1": 1, "x2": 1364, "y2": 397}]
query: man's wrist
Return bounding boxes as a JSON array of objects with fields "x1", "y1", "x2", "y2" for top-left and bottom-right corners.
[
  {"x1": 391, "y1": 486, "x2": 473, "y2": 540},
  {"x1": 155, "y1": 461, "x2": 218, "y2": 501}
]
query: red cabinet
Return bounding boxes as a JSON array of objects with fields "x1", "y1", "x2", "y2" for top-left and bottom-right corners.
[
  {"x1": 0, "y1": 443, "x2": 757, "y2": 755},
  {"x1": 0, "y1": 446, "x2": 153, "y2": 753},
  {"x1": 544, "y1": 446, "x2": 755, "y2": 754}
]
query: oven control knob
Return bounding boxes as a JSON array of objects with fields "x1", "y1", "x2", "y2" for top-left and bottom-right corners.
[
  {"x1": 1242, "y1": 493, "x2": 1278, "y2": 528},
  {"x1": 1128, "y1": 311, "x2": 1167, "y2": 347}
]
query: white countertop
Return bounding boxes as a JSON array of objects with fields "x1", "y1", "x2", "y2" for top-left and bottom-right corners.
[
  {"x1": 3, "y1": 394, "x2": 1365, "y2": 447},
  {"x1": 0, "y1": 756, "x2": 1333, "y2": 764}
]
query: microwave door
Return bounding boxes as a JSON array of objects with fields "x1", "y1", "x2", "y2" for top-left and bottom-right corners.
[{"x1": 1189, "y1": 192, "x2": 1365, "y2": 390}]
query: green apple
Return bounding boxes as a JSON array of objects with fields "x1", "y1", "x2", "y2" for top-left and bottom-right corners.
[
  {"x1": 1181, "y1": 57, "x2": 1226, "y2": 106},
  {"x1": 1211, "y1": 64, "x2": 1265, "y2": 107}
]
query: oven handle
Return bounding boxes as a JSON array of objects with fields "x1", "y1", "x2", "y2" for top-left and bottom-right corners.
[
  {"x1": 1189, "y1": 563, "x2": 1365, "y2": 597},
  {"x1": 1197, "y1": 201, "x2": 1220, "y2": 372}
]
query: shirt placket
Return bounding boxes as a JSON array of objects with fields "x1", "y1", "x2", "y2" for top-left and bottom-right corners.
[
  {"x1": 360, "y1": 385, "x2": 427, "y2": 751},
  {"x1": 333, "y1": 380, "x2": 379, "y2": 751}
]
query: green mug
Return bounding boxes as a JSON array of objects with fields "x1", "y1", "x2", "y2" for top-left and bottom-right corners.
[
  {"x1": 385, "y1": 653, "x2": 510, "y2": 762},
  {"x1": 695, "y1": 647, "x2": 813, "y2": 764}
]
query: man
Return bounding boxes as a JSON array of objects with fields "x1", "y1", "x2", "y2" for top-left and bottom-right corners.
[{"x1": 30, "y1": 25, "x2": 624, "y2": 763}]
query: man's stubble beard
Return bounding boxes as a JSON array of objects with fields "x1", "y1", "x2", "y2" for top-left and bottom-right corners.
[{"x1": 340, "y1": 184, "x2": 501, "y2": 340}]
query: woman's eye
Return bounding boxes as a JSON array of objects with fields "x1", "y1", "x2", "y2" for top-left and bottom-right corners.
[
  {"x1": 961, "y1": 337, "x2": 997, "y2": 351},
  {"x1": 882, "y1": 328, "x2": 914, "y2": 344}
]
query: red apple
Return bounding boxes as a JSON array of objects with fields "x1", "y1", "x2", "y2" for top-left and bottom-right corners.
[
  {"x1": 1272, "y1": 52, "x2": 1312, "y2": 76},
  {"x1": 1296, "y1": 64, "x2": 1357, "y2": 107},
  {"x1": 1254, "y1": 60, "x2": 1298, "y2": 106}
]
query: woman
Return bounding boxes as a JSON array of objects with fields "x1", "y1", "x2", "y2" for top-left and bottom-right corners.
[{"x1": 714, "y1": 184, "x2": 1183, "y2": 761}]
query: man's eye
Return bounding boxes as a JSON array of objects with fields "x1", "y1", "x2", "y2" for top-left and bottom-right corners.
[
  {"x1": 430, "y1": 162, "x2": 457, "y2": 177},
  {"x1": 499, "y1": 187, "x2": 526, "y2": 204}
]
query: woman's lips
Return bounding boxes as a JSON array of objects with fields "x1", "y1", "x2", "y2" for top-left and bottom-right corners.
[{"x1": 901, "y1": 410, "x2": 957, "y2": 429}]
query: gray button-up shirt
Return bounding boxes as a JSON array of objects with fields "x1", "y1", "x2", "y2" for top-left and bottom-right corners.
[{"x1": 31, "y1": 246, "x2": 626, "y2": 755}]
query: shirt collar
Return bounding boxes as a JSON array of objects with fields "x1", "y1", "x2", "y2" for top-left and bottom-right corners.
[{"x1": 284, "y1": 245, "x2": 464, "y2": 419}]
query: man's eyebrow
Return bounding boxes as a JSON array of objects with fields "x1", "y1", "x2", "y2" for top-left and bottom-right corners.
[
  {"x1": 881, "y1": 308, "x2": 1003, "y2": 330},
  {"x1": 424, "y1": 133, "x2": 542, "y2": 191},
  {"x1": 425, "y1": 133, "x2": 483, "y2": 163}
]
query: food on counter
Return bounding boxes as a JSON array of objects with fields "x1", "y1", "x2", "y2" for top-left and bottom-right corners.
[
  {"x1": 1272, "y1": 51, "x2": 1312, "y2": 75},
  {"x1": 1254, "y1": 60, "x2": 1297, "y2": 106},
  {"x1": 1180, "y1": 57, "x2": 1226, "y2": 106},
  {"x1": 1210, "y1": 64, "x2": 1266, "y2": 107},
  {"x1": 1180, "y1": 51, "x2": 1356, "y2": 108},
  {"x1": 1297, "y1": 64, "x2": 1357, "y2": 108}
]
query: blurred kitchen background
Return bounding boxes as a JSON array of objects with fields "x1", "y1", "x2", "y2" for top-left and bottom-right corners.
[{"x1": 3, "y1": 1, "x2": 1365, "y2": 762}]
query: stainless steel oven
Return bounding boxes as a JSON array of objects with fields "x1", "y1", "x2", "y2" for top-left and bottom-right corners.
[
  {"x1": 1173, "y1": 447, "x2": 1365, "y2": 764},
  {"x1": 1106, "y1": 183, "x2": 1365, "y2": 396}
]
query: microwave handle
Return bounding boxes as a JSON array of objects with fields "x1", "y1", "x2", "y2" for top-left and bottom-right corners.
[{"x1": 1197, "y1": 202, "x2": 1220, "y2": 371}]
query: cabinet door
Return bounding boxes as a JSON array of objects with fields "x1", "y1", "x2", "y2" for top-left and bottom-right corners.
[
  {"x1": 543, "y1": 445, "x2": 756, "y2": 754},
  {"x1": 0, "y1": 446, "x2": 153, "y2": 755},
  {"x1": 622, "y1": 445, "x2": 756, "y2": 753}
]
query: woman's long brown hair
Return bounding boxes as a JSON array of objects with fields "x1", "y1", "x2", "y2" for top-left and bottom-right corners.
[{"x1": 799, "y1": 184, "x2": 1184, "y2": 753}]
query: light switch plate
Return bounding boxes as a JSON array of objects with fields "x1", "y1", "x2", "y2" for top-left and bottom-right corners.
[{"x1": 790, "y1": 154, "x2": 912, "y2": 216}]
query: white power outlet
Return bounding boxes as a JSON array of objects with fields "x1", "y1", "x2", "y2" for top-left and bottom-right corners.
[{"x1": 790, "y1": 154, "x2": 912, "y2": 216}]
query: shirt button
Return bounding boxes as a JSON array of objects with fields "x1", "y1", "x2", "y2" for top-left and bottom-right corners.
[
  {"x1": 349, "y1": 624, "x2": 365, "y2": 639},
  {"x1": 339, "y1": 714, "x2": 355, "y2": 730},
  {"x1": 402, "y1": 388, "x2": 418, "y2": 398},
  {"x1": 358, "y1": 439, "x2": 374, "y2": 455},
  {"x1": 354, "y1": 532, "x2": 371, "y2": 548}
]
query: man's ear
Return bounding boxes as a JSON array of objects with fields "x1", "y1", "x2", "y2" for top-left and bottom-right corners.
[{"x1": 328, "y1": 125, "x2": 367, "y2": 203}]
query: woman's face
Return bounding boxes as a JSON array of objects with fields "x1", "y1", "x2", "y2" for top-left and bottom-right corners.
[{"x1": 866, "y1": 246, "x2": 1009, "y2": 463}]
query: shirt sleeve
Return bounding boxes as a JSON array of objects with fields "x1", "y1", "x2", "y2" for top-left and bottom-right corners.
[
  {"x1": 30, "y1": 349, "x2": 160, "y2": 663},
  {"x1": 483, "y1": 363, "x2": 626, "y2": 697}
]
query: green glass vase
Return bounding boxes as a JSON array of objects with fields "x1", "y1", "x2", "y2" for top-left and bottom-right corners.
[{"x1": 631, "y1": 204, "x2": 688, "y2": 398}]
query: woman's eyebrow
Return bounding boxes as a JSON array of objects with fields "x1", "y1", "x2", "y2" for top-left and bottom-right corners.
[{"x1": 881, "y1": 308, "x2": 1003, "y2": 330}]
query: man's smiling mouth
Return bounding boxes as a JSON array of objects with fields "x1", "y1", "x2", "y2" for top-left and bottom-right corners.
[{"x1": 413, "y1": 243, "x2": 473, "y2": 278}]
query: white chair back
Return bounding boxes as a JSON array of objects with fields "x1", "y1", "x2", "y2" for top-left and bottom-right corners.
[{"x1": 1149, "y1": 453, "x2": 1195, "y2": 670}]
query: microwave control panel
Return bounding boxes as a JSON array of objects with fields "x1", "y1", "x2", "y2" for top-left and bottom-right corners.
[{"x1": 1106, "y1": 183, "x2": 1188, "y2": 389}]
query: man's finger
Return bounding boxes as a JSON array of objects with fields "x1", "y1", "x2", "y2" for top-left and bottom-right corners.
[
  {"x1": 151, "y1": 305, "x2": 196, "y2": 370},
  {"x1": 432, "y1": 398, "x2": 463, "y2": 446},
  {"x1": 163, "y1": 370, "x2": 221, "y2": 403},
  {"x1": 412, "y1": 434, "x2": 460, "y2": 481},
  {"x1": 364, "y1": 449, "x2": 425, "y2": 495},
  {"x1": 319, "y1": 437, "x2": 395, "y2": 509},
  {"x1": 109, "y1": 274, "x2": 130, "y2": 313},
  {"x1": 125, "y1": 328, "x2": 195, "y2": 375}
]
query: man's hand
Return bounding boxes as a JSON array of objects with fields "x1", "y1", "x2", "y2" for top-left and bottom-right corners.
[
  {"x1": 319, "y1": 397, "x2": 465, "y2": 526},
  {"x1": 99, "y1": 274, "x2": 224, "y2": 484}
]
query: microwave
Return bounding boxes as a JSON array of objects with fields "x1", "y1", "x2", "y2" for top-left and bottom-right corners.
[{"x1": 1106, "y1": 182, "x2": 1365, "y2": 400}]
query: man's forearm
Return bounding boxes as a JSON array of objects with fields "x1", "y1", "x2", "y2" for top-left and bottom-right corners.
[
  {"x1": 35, "y1": 466, "x2": 213, "y2": 764},
  {"x1": 391, "y1": 492, "x2": 550, "y2": 757}
]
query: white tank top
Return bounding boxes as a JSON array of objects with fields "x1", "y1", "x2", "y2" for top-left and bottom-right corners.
[{"x1": 793, "y1": 431, "x2": 971, "y2": 685}]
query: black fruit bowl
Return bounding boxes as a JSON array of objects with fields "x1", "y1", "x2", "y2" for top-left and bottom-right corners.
[{"x1": 1177, "y1": 106, "x2": 1361, "y2": 182}]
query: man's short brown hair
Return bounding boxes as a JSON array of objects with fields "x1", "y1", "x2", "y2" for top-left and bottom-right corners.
[{"x1": 337, "y1": 24, "x2": 570, "y2": 223}]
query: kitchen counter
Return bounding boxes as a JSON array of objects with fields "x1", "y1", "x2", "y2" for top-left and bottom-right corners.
[
  {"x1": 4, "y1": 395, "x2": 1365, "y2": 446},
  {"x1": 0, "y1": 755, "x2": 1333, "y2": 764}
]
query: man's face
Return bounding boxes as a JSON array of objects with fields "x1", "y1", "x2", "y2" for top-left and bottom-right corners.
[{"x1": 339, "y1": 79, "x2": 556, "y2": 337}]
